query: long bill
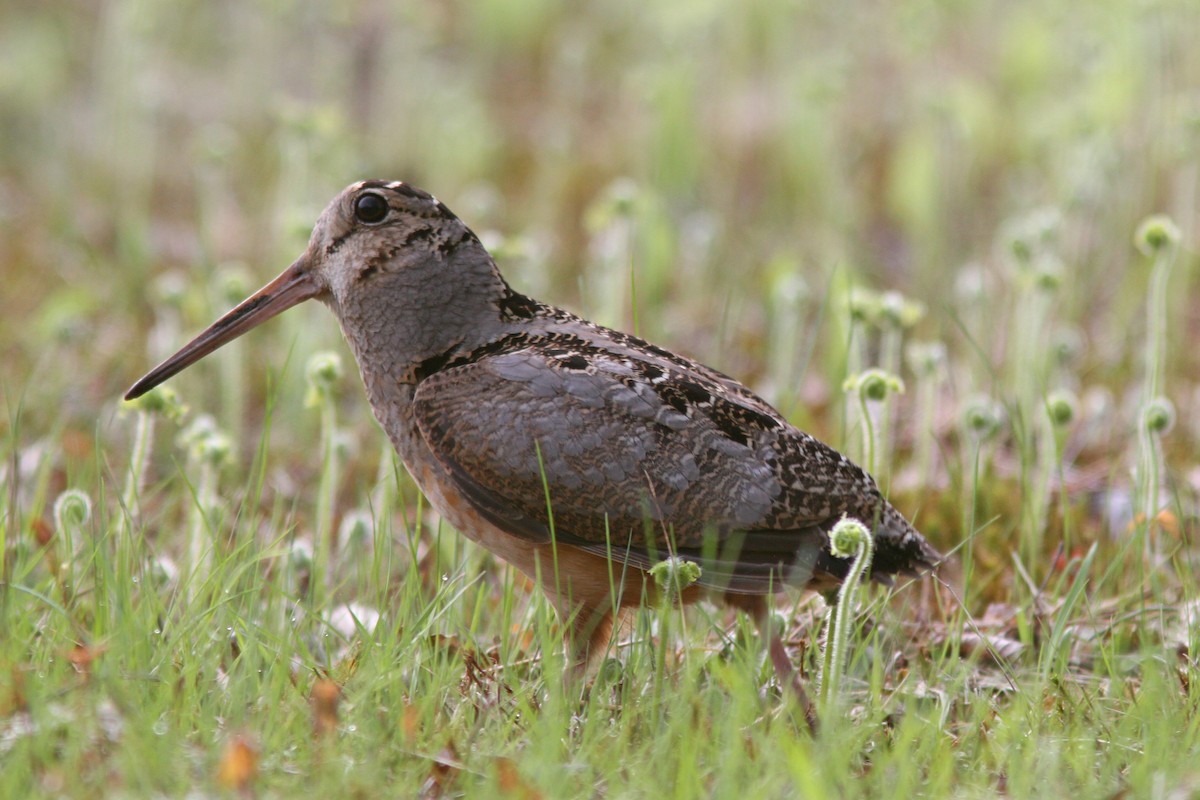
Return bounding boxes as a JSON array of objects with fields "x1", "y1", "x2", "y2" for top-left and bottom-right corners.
[{"x1": 124, "y1": 256, "x2": 321, "y2": 400}]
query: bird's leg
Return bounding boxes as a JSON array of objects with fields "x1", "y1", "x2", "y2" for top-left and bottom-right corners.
[
  {"x1": 566, "y1": 605, "x2": 615, "y2": 676},
  {"x1": 727, "y1": 594, "x2": 818, "y2": 732},
  {"x1": 553, "y1": 601, "x2": 622, "y2": 691},
  {"x1": 536, "y1": 546, "x2": 639, "y2": 687},
  {"x1": 552, "y1": 604, "x2": 634, "y2": 704}
]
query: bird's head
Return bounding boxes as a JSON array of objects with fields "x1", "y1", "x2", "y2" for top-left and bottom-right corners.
[{"x1": 125, "y1": 180, "x2": 505, "y2": 400}]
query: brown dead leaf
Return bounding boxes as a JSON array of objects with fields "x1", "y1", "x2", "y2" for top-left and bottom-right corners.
[
  {"x1": 311, "y1": 678, "x2": 340, "y2": 738},
  {"x1": 979, "y1": 603, "x2": 1021, "y2": 632},
  {"x1": 3, "y1": 666, "x2": 28, "y2": 716},
  {"x1": 509, "y1": 624, "x2": 535, "y2": 653},
  {"x1": 425, "y1": 741, "x2": 461, "y2": 797},
  {"x1": 401, "y1": 702, "x2": 422, "y2": 740},
  {"x1": 333, "y1": 639, "x2": 363, "y2": 682},
  {"x1": 959, "y1": 632, "x2": 1025, "y2": 664},
  {"x1": 31, "y1": 517, "x2": 53, "y2": 547},
  {"x1": 495, "y1": 757, "x2": 542, "y2": 800},
  {"x1": 216, "y1": 733, "x2": 259, "y2": 793},
  {"x1": 1125, "y1": 510, "x2": 1181, "y2": 541},
  {"x1": 67, "y1": 643, "x2": 107, "y2": 679},
  {"x1": 461, "y1": 648, "x2": 506, "y2": 700},
  {"x1": 428, "y1": 634, "x2": 461, "y2": 659},
  {"x1": 1155, "y1": 510, "x2": 1180, "y2": 538}
]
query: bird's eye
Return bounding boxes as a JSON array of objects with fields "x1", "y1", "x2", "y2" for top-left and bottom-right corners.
[{"x1": 354, "y1": 193, "x2": 389, "y2": 224}]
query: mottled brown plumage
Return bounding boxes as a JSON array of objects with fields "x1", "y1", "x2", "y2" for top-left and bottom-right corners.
[{"x1": 126, "y1": 179, "x2": 940, "y2": 686}]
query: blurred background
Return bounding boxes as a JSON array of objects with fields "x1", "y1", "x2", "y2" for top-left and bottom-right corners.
[{"x1": 2, "y1": 0, "x2": 1198, "y2": 577}]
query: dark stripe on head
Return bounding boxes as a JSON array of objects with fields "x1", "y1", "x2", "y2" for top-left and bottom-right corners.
[
  {"x1": 393, "y1": 182, "x2": 434, "y2": 201},
  {"x1": 326, "y1": 231, "x2": 351, "y2": 256}
]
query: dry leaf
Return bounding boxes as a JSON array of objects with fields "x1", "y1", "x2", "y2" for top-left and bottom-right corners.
[
  {"x1": 216, "y1": 733, "x2": 259, "y2": 792},
  {"x1": 959, "y1": 632, "x2": 1025, "y2": 664},
  {"x1": 401, "y1": 702, "x2": 422, "y2": 740},
  {"x1": 67, "y1": 643, "x2": 107, "y2": 679},
  {"x1": 495, "y1": 757, "x2": 542, "y2": 800},
  {"x1": 425, "y1": 742, "x2": 461, "y2": 796},
  {"x1": 3, "y1": 666, "x2": 28, "y2": 716},
  {"x1": 311, "y1": 678, "x2": 340, "y2": 738},
  {"x1": 31, "y1": 517, "x2": 53, "y2": 547}
]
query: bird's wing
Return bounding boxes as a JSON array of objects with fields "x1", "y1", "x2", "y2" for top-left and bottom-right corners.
[{"x1": 412, "y1": 342, "x2": 905, "y2": 592}]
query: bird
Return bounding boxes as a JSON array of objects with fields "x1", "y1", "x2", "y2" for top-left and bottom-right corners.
[{"x1": 126, "y1": 179, "x2": 940, "y2": 691}]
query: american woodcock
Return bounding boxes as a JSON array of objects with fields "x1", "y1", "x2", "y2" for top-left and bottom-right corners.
[{"x1": 126, "y1": 180, "x2": 940, "y2": 682}]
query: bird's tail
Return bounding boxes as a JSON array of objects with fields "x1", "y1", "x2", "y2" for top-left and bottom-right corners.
[{"x1": 869, "y1": 501, "x2": 942, "y2": 580}]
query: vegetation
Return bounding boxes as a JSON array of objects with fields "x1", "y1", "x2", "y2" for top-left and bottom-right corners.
[{"x1": 2, "y1": 0, "x2": 1198, "y2": 795}]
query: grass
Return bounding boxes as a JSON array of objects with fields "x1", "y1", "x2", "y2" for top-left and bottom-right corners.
[{"x1": 2, "y1": 0, "x2": 1199, "y2": 796}]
